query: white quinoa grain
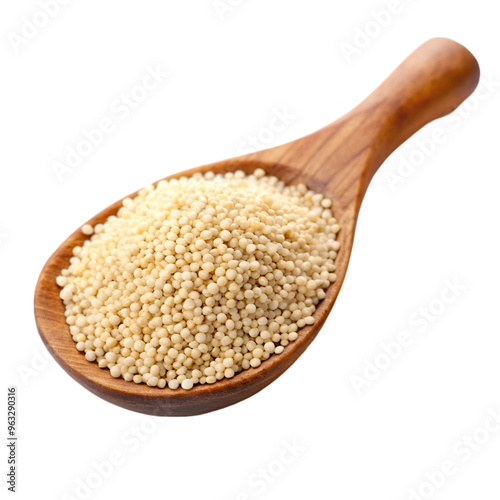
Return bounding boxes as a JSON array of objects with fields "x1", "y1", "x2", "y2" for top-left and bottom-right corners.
[
  {"x1": 81, "y1": 224, "x2": 94, "y2": 235},
  {"x1": 57, "y1": 169, "x2": 340, "y2": 390}
]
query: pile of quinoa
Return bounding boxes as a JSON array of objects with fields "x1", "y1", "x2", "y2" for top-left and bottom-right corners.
[{"x1": 57, "y1": 169, "x2": 340, "y2": 389}]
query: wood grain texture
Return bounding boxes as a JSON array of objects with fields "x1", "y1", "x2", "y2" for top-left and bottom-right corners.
[{"x1": 34, "y1": 38, "x2": 479, "y2": 416}]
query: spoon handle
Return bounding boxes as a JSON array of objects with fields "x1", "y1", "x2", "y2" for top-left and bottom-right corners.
[
  {"x1": 352, "y1": 37, "x2": 480, "y2": 192},
  {"x1": 254, "y1": 38, "x2": 480, "y2": 209}
]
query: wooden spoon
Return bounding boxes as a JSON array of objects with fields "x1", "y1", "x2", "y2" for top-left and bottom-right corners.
[{"x1": 35, "y1": 38, "x2": 479, "y2": 416}]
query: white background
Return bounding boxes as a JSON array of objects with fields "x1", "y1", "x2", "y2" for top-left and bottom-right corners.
[{"x1": 2, "y1": 1, "x2": 499, "y2": 499}]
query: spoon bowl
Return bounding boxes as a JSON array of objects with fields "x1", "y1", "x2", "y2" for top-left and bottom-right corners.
[{"x1": 35, "y1": 38, "x2": 479, "y2": 416}]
